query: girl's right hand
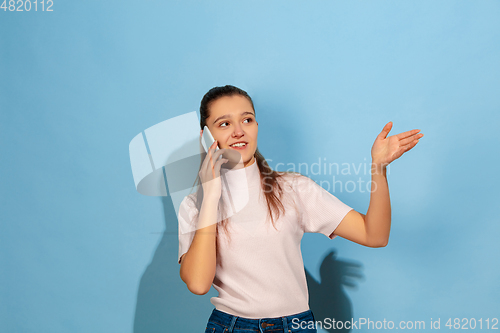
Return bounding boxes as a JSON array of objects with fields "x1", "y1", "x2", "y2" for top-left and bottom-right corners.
[{"x1": 199, "y1": 140, "x2": 228, "y2": 201}]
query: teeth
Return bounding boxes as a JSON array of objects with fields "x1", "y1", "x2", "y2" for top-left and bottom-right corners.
[{"x1": 231, "y1": 143, "x2": 246, "y2": 147}]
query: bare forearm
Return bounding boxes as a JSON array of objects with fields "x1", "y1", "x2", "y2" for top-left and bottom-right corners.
[
  {"x1": 365, "y1": 163, "x2": 391, "y2": 247},
  {"x1": 179, "y1": 196, "x2": 218, "y2": 294}
]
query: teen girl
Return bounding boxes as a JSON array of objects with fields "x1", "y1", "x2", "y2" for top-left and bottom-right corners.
[{"x1": 178, "y1": 85, "x2": 423, "y2": 333}]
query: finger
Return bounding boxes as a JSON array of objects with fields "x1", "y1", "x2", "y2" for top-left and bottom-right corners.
[
  {"x1": 207, "y1": 140, "x2": 218, "y2": 159},
  {"x1": 201, "y1": 141, "x2": 217, "y2": 170},
  {"x1": 210, "y1": 150, "x2": 230, "y2": 176},
  {"x1": 208, "y1": 140, "x2": 221, "y2": 162},
  {"x1": 211, "y1": 148, "x2": 228, "y2": 160},
  {"x1": 399, "y1": 139, "x2": 419, "y2": 155},
  {"x1": 201, "y1": 146, "x2": 225, "y2": 173},
  {"x1": 209, "y1": 153, "x2": 216, "y2": 179},
  {"x1": 205, "y1": 139, "x2": 218, "y2": 161},
  {"x1": 213, "y1": 158, "x2": 229, "y2": 176},
  {"x1": 403, "y1": 139, "x2": 419, "y2": 149},
  {"x1": 399, "y1": 133, "x2": 423, "y2": 146},
  {"x1": 210, "y1": 159, "x2": 228, "y2": 181},
  {"x1": 396, "y1": 129, "x2": 421, "y2": 140},
  {"x1": 391, "y1": 140, "x2": 419, "y2": 161},
  {"x1": 208, "y1": 141, "x2": 217, "y2": 178},
  {"x1": 378, "y1": 122, "x2": 393, "y2": 139}
]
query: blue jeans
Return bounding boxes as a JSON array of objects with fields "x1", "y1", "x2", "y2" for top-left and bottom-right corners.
[{"x1": 204, "y1": 308, "x2": 318, "y2": 333}]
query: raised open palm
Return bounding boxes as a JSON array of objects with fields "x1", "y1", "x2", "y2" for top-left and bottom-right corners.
[{"x1": 371, "y1": 121, "x2": 423, "y2": 166}]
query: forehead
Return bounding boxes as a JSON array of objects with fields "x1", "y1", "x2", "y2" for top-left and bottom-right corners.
[{"x1": 209, "y1": 95, "x2": 254, "y2": 117}]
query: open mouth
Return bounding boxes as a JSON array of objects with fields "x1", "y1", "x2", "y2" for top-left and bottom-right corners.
[{"x1": 229, "y1": 142, "x2": 248, "y2": 149}]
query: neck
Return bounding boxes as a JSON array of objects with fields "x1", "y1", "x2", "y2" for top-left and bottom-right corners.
[
  {"x1": 243, "y1": 156, "x2": 256, "y2": 168},
  {"x1": 224, "y1": 156, "x2": 256, "y2": 170}
]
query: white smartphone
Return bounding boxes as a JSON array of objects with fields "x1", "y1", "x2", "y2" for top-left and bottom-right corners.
[{"x1": 201, "y1": 126, "x2": 219, "y2": 154}]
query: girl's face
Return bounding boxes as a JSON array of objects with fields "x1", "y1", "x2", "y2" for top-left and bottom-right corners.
[{"x1": 204, "y1": 95, "x2": 258, "y2": 168}]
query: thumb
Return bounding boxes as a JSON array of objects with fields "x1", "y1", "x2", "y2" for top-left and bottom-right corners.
[{"x1": 378, "y1": 121, "x2": 393, "y2": 139}]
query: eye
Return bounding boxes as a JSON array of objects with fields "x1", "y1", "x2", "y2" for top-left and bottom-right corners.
[
  {"x1": 243, "y1": 118, "x2": 253, "y2": 123},
  {"x1": 219, "y1": 121, "x2": 229, "y2": 127}
]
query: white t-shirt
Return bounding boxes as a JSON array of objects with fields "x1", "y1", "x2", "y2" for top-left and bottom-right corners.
[{"x1": 177, "y1": 159, "x2": 353, "y2": 318}]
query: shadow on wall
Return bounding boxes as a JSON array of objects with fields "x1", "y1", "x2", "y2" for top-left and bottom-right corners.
[
  {"x1": 307, "y1": 250, "x2": 364, "y2": 333},
  {"x1": 133, "y1": 195, "x2": 217, "y2": 332},
  {"x1": 132, "y1": 193, "x2": 364, "y2": 332}
]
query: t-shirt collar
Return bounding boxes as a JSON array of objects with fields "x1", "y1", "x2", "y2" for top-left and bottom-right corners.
[{"x1": 220, "y1": 158, "x2": 260, "y2": 191}]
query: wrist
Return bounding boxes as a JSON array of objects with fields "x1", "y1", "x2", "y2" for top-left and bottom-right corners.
[
  {"x1": 202, "y1": 194, "x2": 220, "y2": 206},
  {"x1": 371, "y1": 160, "x2": 388, "y2": 175}
]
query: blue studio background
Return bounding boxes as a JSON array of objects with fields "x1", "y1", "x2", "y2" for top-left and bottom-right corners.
[{"x1": 1, "y1": 1, "x2": 499, "y2": 332}]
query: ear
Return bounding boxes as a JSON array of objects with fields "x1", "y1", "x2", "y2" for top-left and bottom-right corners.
[{"x1": 200, "y1": 129, "x2": 203, "y2": 136}]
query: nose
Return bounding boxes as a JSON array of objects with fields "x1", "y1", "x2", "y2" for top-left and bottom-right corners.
[{"x1": 231, "y1": 123, "x2": 244, "y2": 138}]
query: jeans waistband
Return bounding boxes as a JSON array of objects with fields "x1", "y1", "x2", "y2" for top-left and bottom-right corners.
[{"x1": 208, "y1": 308, "x2": 315, "y2": 332}]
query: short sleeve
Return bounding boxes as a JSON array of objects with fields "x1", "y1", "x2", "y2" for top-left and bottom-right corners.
[
  {"x1": 177, "y1": 195, "x2": 199, "y2": 264},
  {"x1": 294, "y1": 175, "x2": 353, "y2": 239}
]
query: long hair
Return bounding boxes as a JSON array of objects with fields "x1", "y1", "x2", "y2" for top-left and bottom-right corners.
[{"x1": 190, "y1": 85, "x2": 287, "y2": 268}]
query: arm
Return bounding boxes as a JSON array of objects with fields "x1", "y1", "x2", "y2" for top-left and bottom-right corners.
[
  {"x1": 179, "y1": 197, "x2": 219, "y2": 295},
  {"x1": 332, "y1": 164, "x2": 390, "y2": 247},
  {"x1": 332, "y1": 121, "x2": 423, "y2": 247},
  {"x1": 179, "y1": 139, "x2": 228, "y2": 295}
]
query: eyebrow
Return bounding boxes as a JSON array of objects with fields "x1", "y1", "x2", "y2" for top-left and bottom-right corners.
[{"x1": 212, "y1": 111, "x2": 255, "y2": 125}]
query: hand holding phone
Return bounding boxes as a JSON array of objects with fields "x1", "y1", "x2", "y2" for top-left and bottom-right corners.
[{"x1": 201, "y1": 126, "x2": 242, "y2": 167}]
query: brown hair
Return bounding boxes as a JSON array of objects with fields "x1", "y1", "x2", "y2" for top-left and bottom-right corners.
[{"x1": 190, "y1": 85, "x2": 287, "y2": 267}]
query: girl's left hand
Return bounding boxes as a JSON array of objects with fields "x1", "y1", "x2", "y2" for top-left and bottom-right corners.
[{"x1": 371, "y1": 121, "x2": 423, "y2": 166}]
